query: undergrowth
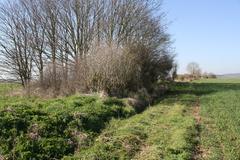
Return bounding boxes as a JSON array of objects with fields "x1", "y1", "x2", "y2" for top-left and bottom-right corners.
[{"x1": 0, "y1": 93, "x2": 135, "y2": 159}]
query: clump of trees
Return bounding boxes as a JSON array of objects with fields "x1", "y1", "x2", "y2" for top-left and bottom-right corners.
[
  {"x1": 176, "y1": 62, "x2": 217, "y2": 81},
  {"x1": 0, "y1": 0, "x2": 175, "y2": 97},
  {"x1": 186, "y1": 62, "x2": 202, "y2": 79},
  {"x1": 202, "y1": 72, "x2": 217, "y2": 79}
]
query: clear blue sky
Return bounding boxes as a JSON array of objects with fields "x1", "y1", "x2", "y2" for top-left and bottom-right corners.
[{"x1": 163, "y1": 0, "x2": 240, "y2": 74}]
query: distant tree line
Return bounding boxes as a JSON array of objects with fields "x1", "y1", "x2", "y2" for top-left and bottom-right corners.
[
  {"x1": 0, "y1": 0, "x2": 175, "y2": 97},
  {"x1": 176, "y1": 62, "x2": 217, "y2": 81}
]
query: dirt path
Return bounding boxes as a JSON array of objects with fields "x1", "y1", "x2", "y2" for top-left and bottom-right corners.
[
  {"x1": 192, "y1": 97, "x2": 203, "y2": 160},
  {"x1": 193, "y1": 98, "x2": 201, "y2": 124}
]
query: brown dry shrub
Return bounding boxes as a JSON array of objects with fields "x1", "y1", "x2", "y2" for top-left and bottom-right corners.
[
  {"x1": 81, "y1": 43, "x2": 140, "y2": 96},
  {"x1": 33, "y1": 42, "x2": 173, "y2": 98}
]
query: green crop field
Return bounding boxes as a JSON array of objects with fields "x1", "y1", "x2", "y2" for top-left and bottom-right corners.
[
  {"x1": 195, "y1": 79, "x2": 240, "y2": 159},
  {"x1": 0, "y1": 78, "x2": 240, "y2": 159},
  {"x1": 172, "y1": 78, "x2": 240, "y2": 159}
]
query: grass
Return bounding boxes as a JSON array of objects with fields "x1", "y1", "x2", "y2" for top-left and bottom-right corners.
[
  {"x1": 1, "y1": 78, "x2": 240, "y2": 159},
  {"x1": 196, "y1": 78, "x2": 240, "y2": 84},
  {"x1": 64, "y1": 86, "x2": 200, "y2": 159},
  {"x1": 170, "y1": 78, "x2": 240, "y2": 159},
  {"x1": 0, "y1": 83, "x2": 35, "y2": 110},
  {"x1": 0, "y1": 85, "x2": 135, "y2": 159},
  {"x1": 0, "y1": 83, "x2": 20, "y2": 95},
  {"x1": 66, "y1": 104, "x2": 196, "y2": 160},
  {"x1": 195, "y1": 79, "x2": 240, "y2": 159}
]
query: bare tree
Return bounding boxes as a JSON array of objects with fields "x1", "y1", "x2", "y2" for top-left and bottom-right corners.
[
  {"x1": 20, "y1": 0, "x2": 47, "y2": 86},
  {"x1": 41, "y1": 0, "x2": 60, "y2": 96},
  {"x1": 0, "y1": 1, "x2": 33, "y2": 88},
  {"x1": 0, "y1": 0, "x2": 175, "y2": 97},
  {"x1": 170, "y1": 63, "x2": 178, "y2": 80},
  {"x1": 187, "y1": 62, "x2": 202, "y2": 79},
  {"x1": 59, "y1": 0, "x2": 98, "y2": 89}
]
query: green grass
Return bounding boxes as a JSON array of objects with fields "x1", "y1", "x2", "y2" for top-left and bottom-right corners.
[
  {"x1": 64, "y1": 87, "x2": 200, "y2": 160},
  {"x1": 1, "y1": 78, "x2": 240, "y2": 160},
  {"x1": 0, "y1": 83, "x2": 20, "y2": 95},
  {"x1": 0, "y1": 84, "x2": 135, "y2": 159},
  {"x1": 0, "y1": 83, "x2": 36, "y2": 110},
  {"x1": 0, "y1": 82, "x2": 199, "y2": 160},
  {"x1": 170, "y1": 78, "x2": 240, "y2": 160},
  {"x1": 195, "y1": 79, "x2": 240, "y2": 159},
  {"x1": 196, "y1": 78, "x2": 240, "y2": 84},
  {"x1": 66, "y1": 104, "x2": 196, "y2": 160}
]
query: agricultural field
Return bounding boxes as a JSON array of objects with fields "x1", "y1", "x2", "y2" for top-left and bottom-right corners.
[
  {"x1": 195, "y1": 79, "x2": 240, "y2": 159},
  {"x1": 0, "y1": 78, "x2": 240, "y2": 159}
]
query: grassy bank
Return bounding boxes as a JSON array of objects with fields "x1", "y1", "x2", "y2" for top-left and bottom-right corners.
[
  {"x1": 66, "y1": 104, "x2": 196, "y2": 160},
  {"x1": 0, "y1": 86, "x2": 135, "y2": 159},
  {"x1": 0, "y1": 82, "x2": 199, "y2": 160},
  {"x1": 64, "y1": 86, "x2": 200, "y2": 159}
]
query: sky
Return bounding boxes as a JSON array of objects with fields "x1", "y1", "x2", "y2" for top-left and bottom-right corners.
[{"x1": 163, "y1": 0, "x2": 240, "y2": 74}]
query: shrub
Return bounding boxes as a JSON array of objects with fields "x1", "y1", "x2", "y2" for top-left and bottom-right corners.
[{"x1": 73, "y1": 42, "x2": 174, "y2": 97}]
